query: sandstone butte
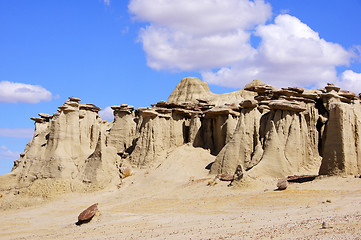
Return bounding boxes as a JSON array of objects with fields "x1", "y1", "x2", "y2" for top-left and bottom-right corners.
[{"x1": 0, "y1": 76, "x2": 361, "y2": 196}]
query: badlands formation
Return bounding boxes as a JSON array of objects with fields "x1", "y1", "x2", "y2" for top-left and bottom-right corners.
[{"x1": 1, "y1": 77, "x2": 361, "y2": 239}]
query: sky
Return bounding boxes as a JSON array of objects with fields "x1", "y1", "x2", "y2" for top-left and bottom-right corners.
[{"x1": 1, "y1": 0, "x2": 361, "y2": 175}]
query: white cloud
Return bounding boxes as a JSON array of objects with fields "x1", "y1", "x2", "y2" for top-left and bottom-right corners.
[
  {"x1": 203, "y1": 14, "x2": 353, "y2": 88},
  {"x1": 130, "y1": 0, "x2": 359, "y2": 89},
  {"x1": 0, "y1": 148, "x2": 20, "y2": 161},
  {"x1": 0, "y1": 81, "x2": 52, "y2": 104},
  {"x1": 0, "y1": 128, "x2": 34, "y2": 139},
  {"x1": 103, "y1": 0, "x2": 110, "y2": 6},
  {"x1": 99, "y1": 106, "x2": 114, "y2": 121},
  {"x1": 0, "y1": 146, "x2": 8, "y2": 150},
  {"x1": 129, "y1": 0, "x2": 272, "y2": 71},
  {"x1": 337, "y1": 70, "x2": 361, "y2": 93}
]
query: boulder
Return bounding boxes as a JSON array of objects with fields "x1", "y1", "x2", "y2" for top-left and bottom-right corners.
[
  {"x1": 77, "y1": 203, "x2": 98, "y2": 223},
  {"x1": 276, "y1": 179, "x2": 288, "y2": 190},
  {"x1": 287, "y1": 175, "x2": 318, "y2": 183}
]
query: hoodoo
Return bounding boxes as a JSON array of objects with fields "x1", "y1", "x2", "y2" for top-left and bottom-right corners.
[{"x1": 1, "y1": 78, "x2": 361, "y2": 194}]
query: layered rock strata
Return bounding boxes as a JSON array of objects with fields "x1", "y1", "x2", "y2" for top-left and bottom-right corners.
[{"x1": 2, "y1": 78, "x2": 361, "y2": 193}]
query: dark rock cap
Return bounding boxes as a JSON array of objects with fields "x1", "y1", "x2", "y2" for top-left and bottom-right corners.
[
  {"x1": 239, "y1": 99, "x2": 258, "y2": 108},
  {"x1": 69, "y1": 96, "x2": 81, "y2": 102}
]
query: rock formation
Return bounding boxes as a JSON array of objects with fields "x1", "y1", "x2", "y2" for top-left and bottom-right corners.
[{"x1": 1, "y1": 77, "x2": 361, "y2": 194}]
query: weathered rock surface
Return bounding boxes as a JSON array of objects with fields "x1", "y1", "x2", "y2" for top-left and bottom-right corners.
[
  {"x1": 77, "y1": 203, "x2": 98, "y2": 223},
  {"x1": 1, "y1": 77, "x2": 361, "y2": 195},
  {"x1": 276, "y1": 179, "x2": 288, "y2": 190}
]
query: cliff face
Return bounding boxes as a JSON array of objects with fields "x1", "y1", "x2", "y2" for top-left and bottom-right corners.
[{"x1": 1, "y1": 77, "x2": 361, "y2": 193}]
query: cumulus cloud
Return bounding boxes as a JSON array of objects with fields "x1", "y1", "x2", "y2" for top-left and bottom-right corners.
[
  {"x1": 337, "y1": 70, "x2": 361, "y2": 93},
  {"x1": 129, "y1": 0, "x2": 272, "y2": 71},
  {"x1": 129, "y1": 0, "x2": 359, "y2": 89},
  {"x1": 0, "y1": 81, "x2": 52, "y2": 104},
  {"x1": 0, "y1": 128, "x2": 34, "y2": 139},
  {"x1": 99, "y1": 106, "x2": 114, "y2": 121},
  {"x1": 203, "y1": 14, "x2": 353, "y2": 88}
]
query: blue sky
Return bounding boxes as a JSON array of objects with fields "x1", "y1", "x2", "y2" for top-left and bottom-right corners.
[{"x1": 1, "y1": 0, "x2": 361, "y2": 175}]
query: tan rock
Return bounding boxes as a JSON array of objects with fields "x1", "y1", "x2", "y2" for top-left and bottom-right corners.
[
  {"x1": 30, "y1": 117, "x2": 46, "y2": 123},
  {"x1": 69, "y1": 96, "x2": 81, "y2": 102},
  {"x1": 325, "y1": 83, "x2": 340, "y2": 93},
  {"x1": 5, "y1": 77, "x2": 361, "y2": 196},
  {"x1": 38, "y1": 113, "x2": 52, "y2": 119},
  {"x1": 268, "y1": 100, "x2": 306, "y2": 112}
]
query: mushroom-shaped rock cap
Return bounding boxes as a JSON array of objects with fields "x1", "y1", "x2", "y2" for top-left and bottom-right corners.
[
  {"x1": 339, "y1": 90, "x2": 356, "y2": 99},
  {"x1": 320, "y1": 91, "x2": 340, "y2": 99},
  {"x1": 325, "y1": 83, "x2": 340, "y2": 93},
  {"x1": 64, "y1": 100, "x2": 79, "y2": 107},
  {"x1": 79, "y1": 104, "x2": 101, "y2": 112},
  {"x1": 273, "y1": 89, "x2": 300, "y2": 97},
  {"x1": 154, "y1": 107, "x2": 172, "y2": 114},
  {"x1": 140, "y1": 109, "x2": 158, "y2": 118},
  {"x1": 205, "y1": 107, "x2": 240, "y2": 118},
  {"x1": 196, "y1": 98, "x2": 209, "y2": 104},
  {"x1": 257, "y1": 105, "x2": 271, "y2": 113},
  {"x1": 155, "y1": 101, "x2": 169, "y2": 108},
  {"x1": 78, "y1": 203, "x2": 98, "y2": 222},
  {"x1": 38, "y1": 113, "x2": 53, "y2": 119},
  {"x1": 111, "y1": 104, "x2": 134, "y2": 113},
  {"x1": 69, "y1": 96, "x2": 81, "y2": 102},
  {"x1": 269, "y1": 100, "x2": 306, "y2": 112},
  {"x1": 239, "y1": 99, "x2": 258, "y2": 108},
  {"x1": 30, "y1": 117, "x2": 46, "y2": 123},
  {"x1": 244, "y1": 84, "x2": 274, "y2": 93},
  {"x1": 284, "y1": 87, "x2": 304, "y2": 94}
]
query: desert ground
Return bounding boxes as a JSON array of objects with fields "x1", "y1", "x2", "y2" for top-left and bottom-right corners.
[{"x1": 1, "y1": 146, "x2": 361, "y2": 240}]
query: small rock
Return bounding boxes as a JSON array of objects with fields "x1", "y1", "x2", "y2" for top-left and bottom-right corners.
[
  {"x1": 276, "y1": 179, "x2": 288, "y2": 190},
  {"x1": 77, "y1": 203, "x2": 98, "y2": 224},
  {"x1": 287, "y1": 174, "x2": 318, "y2": 183},
  {"x1": 207, "y1": 179, "x2": 219, "y2": 186},
  {"x1": 322, "y1": 221, "x2": 333, "y2": 229},
  {"x1": 121, "y1": 167, "x2": 134, "y2": 178},
  {"x1": 326, "y1": 199, "x2": 332, "y2": 203},
  {"x1": 217, "y1": 173, "x2": 234, "y2": 181}
]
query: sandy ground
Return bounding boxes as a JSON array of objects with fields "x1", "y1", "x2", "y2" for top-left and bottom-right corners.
[{"x1": 0, "y1": 146, "x2": 361, "y2": 239}]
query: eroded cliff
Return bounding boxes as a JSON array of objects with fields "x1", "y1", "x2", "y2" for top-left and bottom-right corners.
[{"x1": 1, "y1": 77, "x2": 360, "y2": 195}]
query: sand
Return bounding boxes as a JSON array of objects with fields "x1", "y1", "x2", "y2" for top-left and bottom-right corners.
[{"x1": 0, "y1": 146, "x2": 360, "y2": 239}]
